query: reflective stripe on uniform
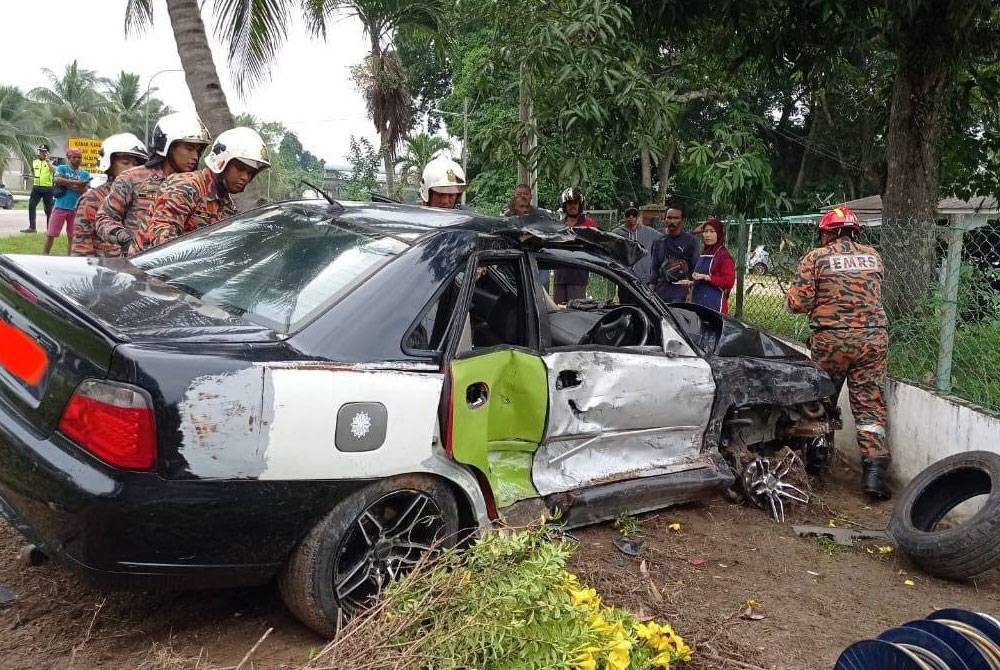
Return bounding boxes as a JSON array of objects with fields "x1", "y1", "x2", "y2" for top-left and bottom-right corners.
[{"x1": 857, "y1": 424, "x2": 886, "y2": 436}]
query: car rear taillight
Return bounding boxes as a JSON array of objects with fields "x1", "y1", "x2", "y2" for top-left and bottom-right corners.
[{"x1": 58, "y1": 380, "x2": 156, "y2": 470}]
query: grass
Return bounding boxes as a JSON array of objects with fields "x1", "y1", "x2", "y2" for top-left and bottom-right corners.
[
  {"x1": 0, "y1": 234, "x2": 68, "y2": 255},
  {"x1": 739, "y1": 292, "x2": 810, "y2": 342}
]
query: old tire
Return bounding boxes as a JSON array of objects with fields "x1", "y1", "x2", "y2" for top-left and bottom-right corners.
[
  {"x1": 888, "y1": 450, "x2": 1000, "y2": 580},
  {"x1": 278, "y1": 474, "x2": 459, "y2": 637}
]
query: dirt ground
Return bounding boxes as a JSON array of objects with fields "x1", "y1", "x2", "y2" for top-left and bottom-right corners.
[{"x1": 2, "y1": 463, "x2": 998, "y2": 670}]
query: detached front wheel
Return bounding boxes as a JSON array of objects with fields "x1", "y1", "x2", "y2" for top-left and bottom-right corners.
[{"x1": 279, "y1": 475, "x2": 459, "y2": 637}]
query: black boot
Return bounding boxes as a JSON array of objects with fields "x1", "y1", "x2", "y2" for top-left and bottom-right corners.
[{"x1": 861, "y1": 456, "x2": 892, "y2": 501}]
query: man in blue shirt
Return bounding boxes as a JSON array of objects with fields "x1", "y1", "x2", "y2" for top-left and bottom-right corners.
[
  {"x1": 44, "y1": 148, "x2": 91, "y2": 255},
  {"x1": 648, "y1": 204, "x2": 701, "y2": 303}
]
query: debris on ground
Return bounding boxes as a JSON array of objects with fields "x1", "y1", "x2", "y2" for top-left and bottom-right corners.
[
  {"x1": 0, "y1": 585, "x2": 16, "y2": 605},
  {"x1": 792, "y1": 523, "x2": 891, "y2": 546},
  {"x1": 613, "y1": 536, "x2": 643, "y2": 556}
]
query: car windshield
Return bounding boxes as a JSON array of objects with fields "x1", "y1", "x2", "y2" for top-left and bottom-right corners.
[{"x1": 132, "y1": 205, "x2": 408, "y2": 334}]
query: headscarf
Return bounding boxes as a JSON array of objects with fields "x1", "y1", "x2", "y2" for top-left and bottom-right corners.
[{"x1": 700, "y1": 218, "x2": 726, "y2": 256}]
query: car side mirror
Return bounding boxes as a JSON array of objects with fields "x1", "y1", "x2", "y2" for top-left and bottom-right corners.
[{"x1": 661, "y1": 318, "x2": 695, "y2": 357}]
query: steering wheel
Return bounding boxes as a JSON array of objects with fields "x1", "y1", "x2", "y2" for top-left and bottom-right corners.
[{"x1": 579, "y1": 306, "x2": 650, "y2": 347}]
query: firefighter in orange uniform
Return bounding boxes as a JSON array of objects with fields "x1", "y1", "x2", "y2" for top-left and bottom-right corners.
[
  {"x1": 130, "y1": 127, "x2": 270, "y2": 254},
  {"x1": 787, "y1": 206, "x2": 891, "y2": 500}
]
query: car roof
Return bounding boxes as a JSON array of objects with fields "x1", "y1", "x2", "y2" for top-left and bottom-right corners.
[{"x1": 283, "y1": 199, "x2": 643, "y2": 266}]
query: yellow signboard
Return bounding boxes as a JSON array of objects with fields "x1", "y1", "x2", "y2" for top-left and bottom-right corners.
[{"x1": 67, "y1": 137, "x2": 103, "y2": 174}]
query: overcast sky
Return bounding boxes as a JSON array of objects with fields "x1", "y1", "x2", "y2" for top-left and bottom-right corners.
[{"x1": 4, "y1": 0, "x2": 395, "y2": 166}]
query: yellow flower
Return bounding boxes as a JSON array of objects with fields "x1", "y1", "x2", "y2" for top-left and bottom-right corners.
[
  {"x1": 878, "y1": 545, "x2": 893, "y2": 554},
  {"x1": 827, "y1": 519, "x2": 837, "y2": 528},
  {"x1": 569, "y1": 587, "x2": 602, "y2": 610},
  {"x1": 668, "y1": 522, "x2": 682, "y2": 532},
  {"x1": 651, "y1": 650, "x2": 674, "y2": 668},
  {"x1": 904, "y1": 579, "x2": 915, "y2": 586},
  {"x1": 589, "y1": 613, "x2": 618, "y2": 636},
  {"x1": 572, "y1": 650, "x2": 597, "y2": 670},
  {"x1": 605, "y1": 635, "x2": 632, "y2": 670}
]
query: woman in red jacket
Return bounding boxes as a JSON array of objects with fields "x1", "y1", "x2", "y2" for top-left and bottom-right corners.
[{"x1": 690, "y1": 218, "x2": 736, "y2": 314}]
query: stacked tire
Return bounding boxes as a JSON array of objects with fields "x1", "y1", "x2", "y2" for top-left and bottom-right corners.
[{"x1": 836, "y1": 608, "x2": 1000, "y2": 669}]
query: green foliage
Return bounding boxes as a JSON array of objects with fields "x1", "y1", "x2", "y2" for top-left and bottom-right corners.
[
  {"x1": 28, "y1": 61, "x2": 109, "y2": 136},
  {"x1": 99, "y1": 71, "x2": 170, "y2": 138},
  {"x1": 0, "y1": 85, "x2": 48, "y2": 174},
  {"x1": 395, "y1": 132, "x2": 451, "y2": 187},
  {"x1": 613, "y1": 512, "x2": 641, "y2": 538},
  {"x1": 341, "y1": 135, "x2": 381, "y2": 201},
  {"x1": 319, "y1": 527, "x2": 692, "y2": 670}
]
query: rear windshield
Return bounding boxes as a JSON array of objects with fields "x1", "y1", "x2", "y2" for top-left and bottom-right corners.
[{"x1": 132, "y1": 205, "x2": 408, "y2": 333}]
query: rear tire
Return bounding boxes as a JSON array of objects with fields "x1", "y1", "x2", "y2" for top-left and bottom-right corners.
[
  {"x1": 278, "y1": 474, "x2": 459, "y2": 637},
  {"x1": 888, "y1": 451, "x2": 1000, "y2": 580}
]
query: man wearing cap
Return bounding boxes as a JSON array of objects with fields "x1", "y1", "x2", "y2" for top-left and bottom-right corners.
[
  {"x1": 23, "y1": 145, "x2": 56, "y2": 234},
  {"x1": 611, "y1": 201, "x2": 661, "y2": 281},
  {"x1": 43, "y1": 148, "x2": 90, "y2": 255}
]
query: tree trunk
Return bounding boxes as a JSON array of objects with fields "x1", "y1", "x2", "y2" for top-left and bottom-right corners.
[
  {"x1": 165, "y1": 0, "x2": 234, "y2": 137},
  {"x1": 791, "y1": 107, "x2": 820, "y2": 201},
  {"x1": 640, "y1": 149, "x2": 652, "y2": 190},
  {"x1": 382, "y1": 150, "x2": 395, "y2": 194},
  {"x1": 517, "y1": 63, "x2": 537, "y2": 205},
  {"x1": 657, "y1": 144, "x2": 674, "y2": 205},
  {"x1": 881, "y1": 56, "x2": 949, "y2": 317}
]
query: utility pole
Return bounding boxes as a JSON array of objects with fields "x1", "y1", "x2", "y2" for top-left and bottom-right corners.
[
  {"x1": 518, "y1": 62, "x2": 538, "y2": 206},
  {"x1": 144, "y1": 69, "x2": 184, "y2": 146}
]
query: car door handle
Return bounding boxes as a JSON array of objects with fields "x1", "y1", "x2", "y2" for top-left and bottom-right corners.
[
  {"x1": 466, "y1": 382, "x2": 489, "y2": 409},
  {"x1": 556, "y1": 370, "x2": 583, "y2": 390}
]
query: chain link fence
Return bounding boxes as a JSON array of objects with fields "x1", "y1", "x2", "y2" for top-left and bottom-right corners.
[{"x1": 728, "y1": 216, "x2": 1000, "y2": 413}]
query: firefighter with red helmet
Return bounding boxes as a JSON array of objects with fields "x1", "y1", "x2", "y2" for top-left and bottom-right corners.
[{"x1": 787, "y1": 206, "x2": 891, "y2": 500}]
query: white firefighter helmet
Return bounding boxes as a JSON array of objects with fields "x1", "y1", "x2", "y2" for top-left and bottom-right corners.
[
  {"x1": 97, "y1": 133, "x2": 148, "y2": 172},
  {"x1": 206, "y1": 127, "x2": 271, "y2": 174},
  {"x1": 150, "y1": 112, "x2": 212, "y2": 157},
  {"x1": 419, "y1": 154, "x2": 466, "y2": 202}
]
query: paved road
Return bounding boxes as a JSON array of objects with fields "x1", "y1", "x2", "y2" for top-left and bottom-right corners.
[{"x1": 0, "y1": 208, "x2": 30, "y2": 237}]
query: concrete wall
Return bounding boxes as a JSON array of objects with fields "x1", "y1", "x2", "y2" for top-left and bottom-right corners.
[{"x1": 832, "y1": 379, "x2": 1000, "y2": 487}]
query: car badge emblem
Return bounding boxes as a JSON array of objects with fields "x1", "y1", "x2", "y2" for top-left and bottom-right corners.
[{"x1": 350, "y1": 411, "x2": 372, "y2": 439}]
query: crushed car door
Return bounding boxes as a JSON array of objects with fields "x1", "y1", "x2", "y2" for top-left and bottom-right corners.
[
  {"x1": 531, "y1": 258, "x2": 717, "y2": 496},
  {"x1": 445, "y1": 257, "x2": 549, "y2": 508}
]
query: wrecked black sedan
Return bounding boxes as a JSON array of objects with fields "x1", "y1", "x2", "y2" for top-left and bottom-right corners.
[{"x1": 0, "y1": 201, "x2": 834, "y2": 634}]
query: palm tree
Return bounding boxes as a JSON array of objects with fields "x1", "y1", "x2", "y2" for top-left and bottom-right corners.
[
  {"x1": 28, "y1": 61, "x2": 108, "y2": 137},
  {"x1": 395, "y1": 133, "x2": 450, "y2": 187},
  {"x1": 124, "y1": 0, "x2": 235, "y2": 136},
  {"x1": 100, "y1": 71, "x2": 171, "y2": 137},
  {"x1": 195, "y1": 0, "x2": 447, "y2": 193},
  {"x1": 0, "y1": 86, "x2": 48, "y2": 177},
  {"x1": 321, "y1": 1, "x2": 447, "y2": 193}
]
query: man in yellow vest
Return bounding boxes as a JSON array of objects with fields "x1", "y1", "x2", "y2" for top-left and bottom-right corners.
[{"x1": 23, "y1": 144, "x2": 55, "y2": 234}]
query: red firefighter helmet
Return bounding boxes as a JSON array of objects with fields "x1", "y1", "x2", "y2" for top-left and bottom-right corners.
[{"x1": 819, "y1": 206, "x2": 861, "y2": 233}]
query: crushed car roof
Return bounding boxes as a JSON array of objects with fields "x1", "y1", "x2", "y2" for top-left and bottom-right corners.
[{"x1": 293, "y1": 200, "x2": 645, "y2": 267}]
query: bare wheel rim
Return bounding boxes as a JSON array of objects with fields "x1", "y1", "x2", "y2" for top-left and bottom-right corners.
[{"x1": 333, "y1": 489, "x2": 446, "y2": 612}]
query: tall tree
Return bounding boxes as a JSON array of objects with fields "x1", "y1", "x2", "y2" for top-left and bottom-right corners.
[
  {"x1": 304, "y1": 0, "x2": 447, "y2": 193},
  {"x1": 124, "y1": 0, "x2": 235, "y2": 136},
  {"x1": 28, "y1": 60, "x2": 108, "y2": 136},
  {"x1": 0, "y1": 86, "x2": 48, "y2": 176},
  {"x1": 100, "y1": 71, "x2": 170, "y2": 137}
]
